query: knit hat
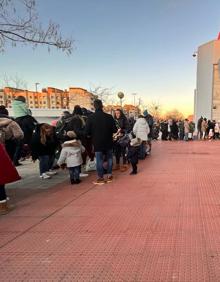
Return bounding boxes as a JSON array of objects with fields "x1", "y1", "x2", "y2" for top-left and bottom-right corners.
[
  {"x1": 130, "y1": 138, "x2": 141, "y2": 147},
  {"x1": 143, "y1": 110, "x2": 148, "y2": 117},
  {"x1": 66, "y1": 131, "x2": 76, "y2": 139},
  {"x1": 15, "y1": 96, "x2": 26, "y2": 103}
]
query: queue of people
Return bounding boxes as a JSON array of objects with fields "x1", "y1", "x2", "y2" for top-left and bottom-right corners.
[{"x1": 0, "y1": 98, "x2": 152, "y2": 214}]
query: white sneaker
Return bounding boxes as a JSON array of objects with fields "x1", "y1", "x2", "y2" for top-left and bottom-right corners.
[
  {"x1": 41, "y1": 173, "x2": 51, "y2": 179},
  {"x1": 80, "y1": 173, "x2": 89, "y2": 177},
  {"x1": 46, "y1": 170, "x2": 57, "y2": 176}
]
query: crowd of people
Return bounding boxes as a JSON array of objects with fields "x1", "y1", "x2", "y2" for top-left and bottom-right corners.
[
  {"x1": 0, "y1": 97, "x2": 153, "y2": 214},
  {"x1": 2, "y1": 95, "x2": 218, "y2": 215},
  {"x1": 150, "y1": 117, "x2": 220, "y2": 141}
]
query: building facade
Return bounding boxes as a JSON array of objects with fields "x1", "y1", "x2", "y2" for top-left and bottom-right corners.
[
  {"x1": 69, "y1": 88, "x2": 96, "y2": 111},
  {"x1": 0, "y1": 87, "x2": 95, "y2": 111},
  {"x1": 194, "y1": 37, "x2": 220, "y2": 122}
]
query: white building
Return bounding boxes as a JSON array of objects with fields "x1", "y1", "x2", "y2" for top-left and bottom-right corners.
[{"x1": 194, "y1": 37, "x2": 220, "y2": 122}]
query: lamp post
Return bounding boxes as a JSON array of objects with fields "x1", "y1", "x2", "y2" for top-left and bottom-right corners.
[
  {"x1": 132, "y1": 93, "x2": 137, "y2": 106},
  {"x1": 117, "y1": 92, "x2": 124, "y2": 108},
  {"x1": 35, "y1": 82, "x2": 40, "y2": 93}
]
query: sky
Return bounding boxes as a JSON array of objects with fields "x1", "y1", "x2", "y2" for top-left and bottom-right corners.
[{"x1": 1, "y1": 0, "x2": 220, "y2": 116}]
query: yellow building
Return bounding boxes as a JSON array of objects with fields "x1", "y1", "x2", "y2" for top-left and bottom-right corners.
[
  {"x1": 69, "y1": 87, "x2": 96, "y2": 111},
  {"x1": 0, "y1": 86, "x2": 96, "y2": 111}
]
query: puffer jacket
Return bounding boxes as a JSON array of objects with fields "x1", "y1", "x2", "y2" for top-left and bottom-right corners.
[
  {"x1": 12, "y1": 100, "x2": 32, "y2": 118},
  {"x1": 0, "y1": 117, "x2": 24, "y2": 141},
  {"x1": 133, "y1": 118, "x2": 150, "y2": 141},
  {"x1": 57, "y1": 140, "x2": 85, "y2": 168}
]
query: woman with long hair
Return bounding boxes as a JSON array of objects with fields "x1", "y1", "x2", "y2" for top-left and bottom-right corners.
[
  {"x1": 113, "y1": 109, "x2": 129, "y2": 171},
  {"x1": 31, "y1": 123, "x2": 59, "y2": 179}
]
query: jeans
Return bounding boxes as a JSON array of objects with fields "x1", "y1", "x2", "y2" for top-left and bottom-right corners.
[
  {"x1": 13, "y1": 139, "x2": 23, "y2": 165},
  {"x1": 39, "y1": 155, "x2": 54, "y2": 175},
  {"x1": 69, "y1": 166, "x2": 80, "y2": 181},
  {"x1": 95, "y1": 150, "x2": 113, "y2": 178},
  {"x1": 184, "y1": 133, "x2": 189, "y2": 141},
  {"x1": 0, "y1": 185, "x2": 7, "y2": 201}
]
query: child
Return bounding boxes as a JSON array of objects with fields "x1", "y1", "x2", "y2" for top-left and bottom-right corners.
[
  {"x1": 57, "y1": 131, "x2": 85, "y2": 184},
  {"x1": 127, "y1": 138, "x2": 141, "y2": 175}
]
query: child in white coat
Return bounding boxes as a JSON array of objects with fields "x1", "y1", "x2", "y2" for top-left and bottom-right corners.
[{"x1": 57, "y1": 131, "x2": 85, "y2": 184}]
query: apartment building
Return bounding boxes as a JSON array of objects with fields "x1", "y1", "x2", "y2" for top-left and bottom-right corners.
[
  {"x1": 0, "y1": 86, "x2": 96, "y2": 111},
  {"x1": 69, "y1": 87, "x2": 96, "y2": 111}
]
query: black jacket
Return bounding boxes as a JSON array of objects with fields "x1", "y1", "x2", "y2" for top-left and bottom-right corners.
[
  {"x1": 15, "y1": 115, "x2": 38, "y2": 144},
  {"x1": 85, "y1": 110, "x2": 117, "y2": 152},
  {"x1": 127, "y1": 145, "x2": 139, "y2": 164},
  {"x1": 31, "y1": 124, "x2": 59, "y2": 160}
]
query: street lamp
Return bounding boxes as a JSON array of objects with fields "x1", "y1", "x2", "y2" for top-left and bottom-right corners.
[
  {"x1": 35, "y1": 82, "x2": 40, "y2": 93},
  {"x1": 132, "y1": 93, "x2": 137, "y2": 106},
  {"x1": 117, "y1": 92, "x2": 124, "y2": 107}
]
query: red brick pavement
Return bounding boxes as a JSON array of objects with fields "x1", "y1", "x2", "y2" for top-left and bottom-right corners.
[{"x1": 1, "y1": 141, "x2": 220, "y2": 281}]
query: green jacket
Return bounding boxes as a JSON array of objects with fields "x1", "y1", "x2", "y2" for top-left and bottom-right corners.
[{"x1": 12, "y1": 100, "x2": 32, "y2": 118}]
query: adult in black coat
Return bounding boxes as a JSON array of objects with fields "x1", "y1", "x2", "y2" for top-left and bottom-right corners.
[
  {"x1": 85, "y1": 99, "x2": 117, "y2": 184},
  {"x1": 114, "y1": 109, "x2": 129, "y2": 170}
]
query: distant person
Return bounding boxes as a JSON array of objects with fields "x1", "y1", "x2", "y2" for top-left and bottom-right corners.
[
  {"x1": 57, "y1": 131, "x2": 85, "y2": 185},
  {"x1": 184, "y1": 119, "x2": 190, "y2": 141},
  {"x1": 201, "y1": 118, "x2": 208, "y2": 140},
  {"x1": 85, "y1": 99, "x2": 117, "y2": 185},
  {"x1": 143, "y1": 110, "x2": 154, "y2": 153},
  {"x1": 214, "y1": 121, "x2": 220, "y2": 139},
  {"x1": 160, "y1": 121, "x2": 168, "y2": 140},
  {"x1": 31, "y1": 123, "x2": 59, "y2": 179},
  {"x1": 170, "y1": 120, "x2": 179, "y2": 140},
  {"x1": 197, "y1": 116, "x2": 203, "y2": 139},
  {"x1": 0, "y1": 143, "x2": 21, "y2": 215},
  {"x1": 12, "y1": 96, "x2": 38, "y2": 166}
]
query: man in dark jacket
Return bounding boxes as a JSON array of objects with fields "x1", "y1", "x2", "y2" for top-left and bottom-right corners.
[{"x1": 85, "y1": 99, "x2": 117, "y2": 185}]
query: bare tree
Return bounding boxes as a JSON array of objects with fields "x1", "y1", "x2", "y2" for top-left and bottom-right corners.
[
  {"x1": 147, "y1": 101, "x2": 162, "y2": 119},
  {"x1": 0, "y1": 0, "x2": 73, "y2": 54},
  {"x1": 90, "y1": 85, "x2": 114, "y2": 104},
  {"x1": 165, "y1": 109, "x2": 184, "y2": 120},
  {"x1": 1, "y1": 73, "x2": 27, "y2": 89}
]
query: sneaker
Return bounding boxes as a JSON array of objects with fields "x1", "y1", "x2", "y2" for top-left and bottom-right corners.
[
  {"x1": 46, "y1": 170, "x2": 57, "y2": 176},
  {"x1": 80, "y1": 173, "x2": 89, "y2": 178},
  {"x1": 41, "y1": 173, "x2": 51, "y2": 179},
  {"x1": 93, "y1": 178, "x2": 105, "y2": 185},
  {"x1": 106, "y1": 175, "x2": 113, "y2": 183}
]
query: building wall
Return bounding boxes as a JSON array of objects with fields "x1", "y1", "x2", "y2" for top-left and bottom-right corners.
[
  {"x1": 195, "y1": 39, "x2": 220, "y2": 122},
  {"x1": 69, "y1": 88, "x2": 95, "y2": 111}
]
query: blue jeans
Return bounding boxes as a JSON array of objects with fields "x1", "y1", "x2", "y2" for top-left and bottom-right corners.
[
  {"x1": 95, "y1": 150, "x2": 113, "y2": 178},
  {"x1": 184, "y1": 133, "x2": 189, "y2": 141},
  {"x1": 69, "y1": 166, "x2": 80, "y2": 181},
  {"x1": 39, "y1": 155, "x2": 54, "y2": 175}
]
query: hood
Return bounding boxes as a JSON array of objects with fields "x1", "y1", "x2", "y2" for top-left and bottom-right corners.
[
  {"x1": 63, "y1": 140, "x2": 81, "y2": 148},
  {"x1": 0, "y1": 117, "x2": 12, "y2": 127},
  {"x1": 12, "y1": 100, "x2": 25, "y2": 105},
  {"x1": 137, "y1": 118, "x2": 147, "y2": 125}
]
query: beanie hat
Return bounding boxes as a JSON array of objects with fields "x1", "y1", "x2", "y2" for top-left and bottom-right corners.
[
  {"x1": 143, "y1": 110, "x2": 148, "y2": 117},
  {"x1": 66, "y1": 131, "x2": 76, "y2": 139},
  {"x1": 15, "y1": 96, "x2": 26, "y2": 103}
]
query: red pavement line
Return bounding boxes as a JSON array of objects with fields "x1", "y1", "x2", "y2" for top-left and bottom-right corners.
[{"x1": 0, "y1": 183, "x2": 97, "y2": 250}]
